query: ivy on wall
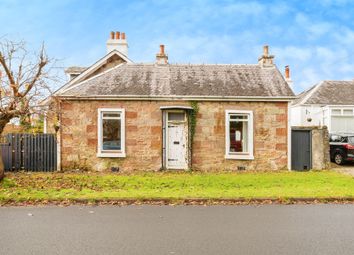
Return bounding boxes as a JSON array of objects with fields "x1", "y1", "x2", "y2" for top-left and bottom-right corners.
[
  {"x1": 189, "y1": 101, "x2": 199, "y2": 145},
  {"x1": 188, "y1": 101, "x2": 199, "y2": 170}
]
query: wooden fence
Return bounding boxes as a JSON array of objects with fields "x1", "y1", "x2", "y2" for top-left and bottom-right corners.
[{"x1": 0, "y1": 133, "x2": 57, "y2": 172}]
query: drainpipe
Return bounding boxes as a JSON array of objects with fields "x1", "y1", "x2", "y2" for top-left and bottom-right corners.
[
  {"x1": 288, "y1": 102, "x2": 292, "y2": 171},
  {"x1": 57, "y1": 100, "x2": 62, "y2": 171}
]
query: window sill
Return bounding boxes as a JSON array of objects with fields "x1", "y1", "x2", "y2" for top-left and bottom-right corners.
[
  {"x1": 225, "y1": 154, "x2": 254, "y2": 160},
  {"x1": 97, "y1": 152, "x2": 126, "y2": 158}
]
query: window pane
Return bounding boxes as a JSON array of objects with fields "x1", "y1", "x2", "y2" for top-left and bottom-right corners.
[
  {"x1": 330, "y1": 135, "x2": 342, "y2": 142},
  {"x1": 332, "y1": 109, "x2": 341, "y2": 115},
  {"x1": 229, "y1": 119, "x2": 248, "y2": 153},
  {"x1": 349, "y1": 137, "x2": 354, "y2": 144},
  {"x1": 230, "y1": 115, "x2": 248, "y2": 120},
  {"x1": 103, "y1": 112, "x2": 120, "y2": 118},
  {"x1": 343, "y1": 109, "x2": 353, "y2": 115},
  {"x1": 168, "y1": 112, "x2": 184, "y2": 121},
  {"x1": 102, "y1": 119, "x2": 121, "y2": 150}
]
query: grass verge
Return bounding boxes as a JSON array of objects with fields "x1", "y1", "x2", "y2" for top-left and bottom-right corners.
[{"x1": 1, "y1": 171, "x2": 354, "y2": 205}]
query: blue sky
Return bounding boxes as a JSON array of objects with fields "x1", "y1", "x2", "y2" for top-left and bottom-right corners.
[{"x1": 1, "y1": 0, "x2": 354, "y2": 93}]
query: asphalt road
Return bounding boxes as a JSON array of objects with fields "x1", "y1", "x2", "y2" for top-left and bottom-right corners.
[{"x1": 1, "y1": 205, "x2": 354, "y2": 255}]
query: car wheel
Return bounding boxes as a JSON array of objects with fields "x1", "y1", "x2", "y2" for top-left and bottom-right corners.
[{"x1": 334, "y1": 153, "x2": 344, "y2": 165}]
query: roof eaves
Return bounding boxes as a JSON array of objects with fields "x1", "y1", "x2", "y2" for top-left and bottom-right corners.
[{"x1": 57, "y1": 95, "x2": 296, "y2": 102}]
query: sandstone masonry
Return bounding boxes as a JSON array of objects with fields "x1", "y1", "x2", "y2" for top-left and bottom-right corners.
[{"x1": 56, "y1": 100, "x2": 289, "y2": 172}]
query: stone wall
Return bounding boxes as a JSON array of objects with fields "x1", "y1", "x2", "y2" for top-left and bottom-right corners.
[
  {"x1": 311, "y1": 127, "x2": 330, "y2": 169},
  {"x1": 57, "y1": 100, "x2": 289, "y2": 172}
]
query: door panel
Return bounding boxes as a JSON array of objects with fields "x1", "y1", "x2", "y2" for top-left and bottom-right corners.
[
  {"x1": 291, "y1": 130, "x2": 311, "y2": 171},
  {"x1": 167, "y1": 123, "x2": 187, "y2": 169}
]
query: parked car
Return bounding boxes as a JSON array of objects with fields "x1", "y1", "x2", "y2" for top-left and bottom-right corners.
[{"x1": 329, "y1": 134, "x2": 354, "y2": 165}]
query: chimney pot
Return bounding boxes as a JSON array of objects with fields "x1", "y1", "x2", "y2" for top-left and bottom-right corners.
[
  {"x1": 160, "y1": 44, "x2": 165, "y2": 54},
  {"x1": 106, "y1": 31, "x2": 128, "y2": 55},
  {"x1": 284, "y1": 65, "x2": 293, "y2": 87},
  {"x1": 156, "y1": 44, "x2": 168, "y2": 64},
  {"x1": 285, "y1": 65, "x2": 290, "y2": 79},
  {"x1": 263, "y1": 45, "x2": 269, "y2": 56},
  {"x1": 258, "y1": 45, "x2": 274, "y2": 67}
]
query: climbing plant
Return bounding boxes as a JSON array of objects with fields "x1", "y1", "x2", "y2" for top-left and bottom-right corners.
[
  {"x1": 188, "y1": 101, "x2": 199, "y2": 169},
  {"x1": 189, "y1": 101, "x2": 199, "y2": 143}
]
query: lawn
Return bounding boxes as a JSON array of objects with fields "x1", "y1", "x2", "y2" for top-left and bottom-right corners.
[{"x1": 1, "y1": 171, "x2": 354, "y2": 203}]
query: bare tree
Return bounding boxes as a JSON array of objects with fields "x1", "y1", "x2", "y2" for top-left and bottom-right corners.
[{"x1": 0, "y1": 39, "x2": 56, "y2": 180}]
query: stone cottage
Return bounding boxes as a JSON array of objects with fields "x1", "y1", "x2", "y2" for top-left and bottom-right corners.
[{"x1": 49, "y1": 31, "x2": 295, "y2": 171}]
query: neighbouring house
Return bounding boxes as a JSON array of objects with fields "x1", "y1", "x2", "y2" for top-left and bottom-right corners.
[
  {"x1": 291, "y1": 80, "x2": 354, "y2": 134},
  {"x1": 48, "y1": 31, "x2": 295, "y2": 172},
  {"x1": 2, "y1": 123, "x2": 24, "y2": 135}
]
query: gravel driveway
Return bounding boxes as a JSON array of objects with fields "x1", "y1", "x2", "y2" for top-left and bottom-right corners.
[{"x1": 331, "y1": 162, "x2": 354, "y2": 176}]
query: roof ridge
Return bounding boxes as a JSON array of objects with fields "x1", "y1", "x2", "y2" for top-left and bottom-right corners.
[
  {"x1": 323, "y1": 80, "x2": 354, "y2": 83},
  {"x1": 128, "y1": 63, "x2": 261, "y2": 66},
  {"x1": 296, "y1": 81, "x2": 324, "y2": 105}
]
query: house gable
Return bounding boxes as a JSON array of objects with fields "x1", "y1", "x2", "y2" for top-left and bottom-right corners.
[{"x1": 55, "y1": 50, "x2": 133, "y2": 95}]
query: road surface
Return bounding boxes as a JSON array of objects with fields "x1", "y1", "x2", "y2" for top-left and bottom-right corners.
[{"x1": 1, "y1": 205, "x2": 354, "y2": 254}]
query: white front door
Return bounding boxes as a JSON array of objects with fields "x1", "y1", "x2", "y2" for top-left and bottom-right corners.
[{"x1": 167, "y1": 113, "x2": 187, "y2": 169}]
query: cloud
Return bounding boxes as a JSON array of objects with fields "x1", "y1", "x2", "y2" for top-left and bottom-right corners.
[
  {"x1": 273, "y1": 46, "x2": 312, "y2": 62},
  {"x1": 298, "y1": 68, "x2": 322, "y2": 90},
  {"x1": 221, "y1": 1, "x2": 265, "y2": 16},
  {"x1": 295, "y1": 13, "x2": 333, "y2": 40},
  {"x1": 2, "y1": 0, "x2": 354, "y2": 94},
  {"x1": 314, "y1": 0, "x2": 352, "y2": 6}
]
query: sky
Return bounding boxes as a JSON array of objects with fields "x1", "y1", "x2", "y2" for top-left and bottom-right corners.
[{"x1": 1, "y1": 0, "x2": 354, "y2": 93}]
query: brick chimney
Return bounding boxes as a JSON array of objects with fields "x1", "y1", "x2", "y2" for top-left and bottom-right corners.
[
  {"x1": 106, "y1": 31, "x2": 128, "y2": 56},
  {"x1": 258, "y1": 45, "x2": 274, "y2": 67},
  {"x1": 156, "y1": 44, "x2": 168, "y2": 64},
  {"x1": 284, "y1": 65, "x2": 293, "y2": 88}
]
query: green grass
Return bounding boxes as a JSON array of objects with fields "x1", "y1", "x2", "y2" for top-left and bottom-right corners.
[{"x1": 1, "y1": 171, "x2": 354, "y2": 203}]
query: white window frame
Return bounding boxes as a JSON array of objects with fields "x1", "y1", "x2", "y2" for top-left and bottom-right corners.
[
  {"x1": 343, "y1": 109, "x2": 354, "y2": 116},
  {"x1": 331, "y1": 108, "x2": 343, "y2": 116},
  {"x1": 330, "y1": 108, "x2": 354, "y2": 117},
  {"x1": 225, "y1": 110, "x2": 254, "y2": 160},
  {"x1": 97, "y1": 108, "x2": 126, "y2": 158}
]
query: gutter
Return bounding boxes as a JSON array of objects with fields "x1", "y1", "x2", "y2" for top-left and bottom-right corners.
[{"x1": 57, "y1": 95, "x2": 296, "y2": 102}]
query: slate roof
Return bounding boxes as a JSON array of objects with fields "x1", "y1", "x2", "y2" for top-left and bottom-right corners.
[
  {"x1": 294, "y1": 80, "x2": 354, "y2": 105},
  {"x1": 58, "y1": 63, "x2": 294, "y2": 98},
  {"x1": 64, "y1": 66, "x2": 87, "y2": 74}
]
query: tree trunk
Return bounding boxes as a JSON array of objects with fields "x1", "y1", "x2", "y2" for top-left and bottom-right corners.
[
  {"x1": 0, "y1": 155, "x2": 4, "y2": 181},
  {"x1": 0, "y1": 119, "x2": 9, "y2": 181}
]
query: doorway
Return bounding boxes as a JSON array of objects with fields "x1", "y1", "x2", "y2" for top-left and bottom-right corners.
[
  {"x1": 291, "y1": 129, "x2": 312, "y2": 171},
  {"x1": 164, "y1": 111, "x2": 188, "y2": 169}
]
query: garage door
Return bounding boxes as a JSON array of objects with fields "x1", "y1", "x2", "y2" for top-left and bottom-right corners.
[{"x1": 331, "y1": 116, "x2": 354, "y2": 133}]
